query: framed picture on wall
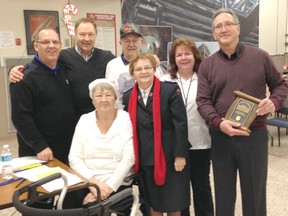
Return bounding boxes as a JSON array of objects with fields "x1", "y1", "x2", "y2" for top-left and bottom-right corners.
[
  {"x1": 86, "y1": 13, "x2": 117, "y2": 55},
  {"x1": 139, "y1": 25, "x2": 172, "y2": 62},
  {"x1": 24, "y1": 10, "x2": 60, "y2": 55}
]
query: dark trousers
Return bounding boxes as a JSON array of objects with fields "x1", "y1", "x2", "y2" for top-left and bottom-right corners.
[
  {"x1": 210, "y1": 129, "x2": 268, "y2": 216},
  {"x1": 181, "y1": 149, "x2": 214, "y2": 216}
]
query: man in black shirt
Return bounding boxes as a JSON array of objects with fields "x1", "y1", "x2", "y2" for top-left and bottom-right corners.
[{"x1": 10, "y1": 28, "x2": 76, "y2": 164}]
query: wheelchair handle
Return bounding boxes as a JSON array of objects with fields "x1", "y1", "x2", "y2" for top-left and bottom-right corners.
[
  {"x1": 13, "y1": 173, "x2": 83, "y2": 216},
  {"x1": 13, "y1": 174, "x2": 134, "y2": 216},
  {"x1": 123, "y1": 172, "x2": 142, "y2": 182},
  {"x1": 106, "y1": 188, "x2": 132, "y2": 205}
]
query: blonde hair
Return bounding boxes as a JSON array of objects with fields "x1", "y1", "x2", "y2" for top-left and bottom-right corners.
[
  {"x1": 75, "y1": 18, "x2": 97, "y2": 34},
  {"x1": 129, "y1": 53, "x2": 157, "y2": 76}
]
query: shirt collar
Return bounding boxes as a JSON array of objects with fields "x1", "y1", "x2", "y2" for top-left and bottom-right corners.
[
  {"x1": 139, "y1": 84, "x2": 153, "y2": 95},
  {"x1": 219, "y1": 42, "x2": 243, "y2": 61},
  {"x1": 34, "y1": 54, "x2": 59, "y2": 75},
  {"x1": 176, "y1": 72, "x2": 198, "y2": 81},
  {"x1": 121, "y1": 53, "x2": 130, "y2": 65},
  {"x1": 75, "y1": 43, "x2": 94, "y2": 61}
]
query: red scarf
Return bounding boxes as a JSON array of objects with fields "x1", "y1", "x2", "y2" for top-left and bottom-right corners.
[{"x1": 128, "y1": 77, "x2": 166, "y2": 185}]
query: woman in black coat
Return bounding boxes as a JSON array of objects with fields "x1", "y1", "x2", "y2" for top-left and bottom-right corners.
[{"x1": 122, "y1": 53, "x2": 190, "y2": 216}]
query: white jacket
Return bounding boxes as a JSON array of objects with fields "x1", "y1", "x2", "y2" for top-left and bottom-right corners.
[{"x1": 69, "y1": 109, "x2": 135, "y2": 191}]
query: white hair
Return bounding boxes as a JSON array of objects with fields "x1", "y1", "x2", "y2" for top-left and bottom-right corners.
[{"x1": 88, "y1": 78, "x2": 124, "y2": 109}]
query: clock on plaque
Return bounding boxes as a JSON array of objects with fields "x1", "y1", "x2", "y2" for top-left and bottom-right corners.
[{"x1": 224, "y1": 91, "x2": 261, "y2": 133}]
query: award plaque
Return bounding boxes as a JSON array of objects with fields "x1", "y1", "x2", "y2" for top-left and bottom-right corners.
[{"x1": 224, "y1": 91, "x2": 261, "y2": 133}]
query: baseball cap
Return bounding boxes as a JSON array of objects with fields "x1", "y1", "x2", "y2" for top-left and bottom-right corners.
[{"x1": 120, "y1": 23, "x2": 142, "y2": 38}]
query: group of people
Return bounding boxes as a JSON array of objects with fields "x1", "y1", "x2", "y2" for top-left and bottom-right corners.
[{"x1": 9, "y1": 8, "x2": 288, "y2": 216}]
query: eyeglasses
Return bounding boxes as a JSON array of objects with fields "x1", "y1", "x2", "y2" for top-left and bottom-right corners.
[
  {"x1": 213, "y1": 22, "x2": 237, "y2": 32},
  {"x1": 134, "y1": 65, "x2": 153, "y2": 73},
  {"x1": 36, "y1": 40, "x2": 61, "y2": 46},
  {"x1": 122, "y1": 39, "x2": 141, "y2": 45}
]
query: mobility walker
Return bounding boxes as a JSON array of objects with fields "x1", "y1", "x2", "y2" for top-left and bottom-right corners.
[{"x1": 13, "y1": 173, "x2": 139, "y2": 216}]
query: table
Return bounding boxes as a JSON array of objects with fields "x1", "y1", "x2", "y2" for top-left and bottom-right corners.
[{"x1": 0, "y1": 158, "x2": 87, "y2": 209}]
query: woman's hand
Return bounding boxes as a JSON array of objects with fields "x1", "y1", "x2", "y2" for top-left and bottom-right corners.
[
  {"x1": 83, "y1": 192, "x2": 97, "y2": 204},
  {"x1": 174, "y1": 156, "x2": 186, "y2": 172},
  {"x1": 88, "y1": 177, "x2": 113, "y2": 200}
]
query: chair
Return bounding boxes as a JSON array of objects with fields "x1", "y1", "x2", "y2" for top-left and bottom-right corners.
[{"x1": 267, "y1": 100, "x2": 288, "y2": 146}]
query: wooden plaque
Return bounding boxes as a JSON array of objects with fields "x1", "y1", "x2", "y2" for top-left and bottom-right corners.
[{"x1": 224, "y1": 91, "x2": 261, "y2": 133}]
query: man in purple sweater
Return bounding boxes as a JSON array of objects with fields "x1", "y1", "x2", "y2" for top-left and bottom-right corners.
[{"x1": 196, "y1": 8, "x2": 288, "y2": 216}]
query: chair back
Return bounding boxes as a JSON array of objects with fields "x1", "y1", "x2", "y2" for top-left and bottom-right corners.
[{"x1": 276, "y1": 99, "x2": 288, "y2": 117}]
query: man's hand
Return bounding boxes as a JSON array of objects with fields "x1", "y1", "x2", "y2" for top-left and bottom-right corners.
[
  {"x1": 152, "y1": 54, "x2": 161, "y2": 67},
  {"x1": 9, "y1": 65, "x2": 24, "y2": 83},
  {"x1": 219, "y1": 119, "x2": 250, "y2": 137},
  {"x1": 256, "y1": 97, "x2": 275, "y2": 116},
  {"x1": 37, "y1": 147, "x2": 54, "y2": 161},
  {"x1": 174, "y1": 156, "x2": 186, "y2": 172}
]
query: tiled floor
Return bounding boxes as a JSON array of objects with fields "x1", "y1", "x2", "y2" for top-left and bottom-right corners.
[{"x1": 1, "y1": 125, "x2": 288, "y2": 216}]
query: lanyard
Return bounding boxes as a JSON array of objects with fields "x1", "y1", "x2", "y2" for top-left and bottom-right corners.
[{"x1": 179, "y1": 76, "x2": 193, "y2": 107}]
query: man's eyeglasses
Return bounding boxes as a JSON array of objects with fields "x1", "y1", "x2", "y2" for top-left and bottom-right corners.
[
  {"x1": 35, "y1": 40, "x2": 61, "y2": 46},
  {"x1": 213, "y1": 22, "x2": 237, "y2": 32},
  {"x1": 134, "y1": 66, "x2": 153, "y2": 73}
]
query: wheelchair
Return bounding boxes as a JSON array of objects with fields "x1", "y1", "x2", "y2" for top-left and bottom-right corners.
[{"x1": 13, "y1": 173, "x2": 139, "y2": 216}]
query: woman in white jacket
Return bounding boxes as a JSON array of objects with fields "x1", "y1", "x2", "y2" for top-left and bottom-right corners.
[{"x1": 64, "y1": 78, "x2": 135, "y2": 215}]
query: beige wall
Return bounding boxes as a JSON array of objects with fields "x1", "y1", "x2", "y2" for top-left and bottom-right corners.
[
  {"x1": 0, "y1": 0, "x2": 121, "y2": 139},
  {"x1": 0, "y1": 67, "x2": 13, "y2": 139},
  {"x1": 259, "y1": 0, "x2": 288, "y2": 54}
]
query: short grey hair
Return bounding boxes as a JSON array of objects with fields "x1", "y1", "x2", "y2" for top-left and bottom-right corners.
[
  {"x1": 212, "y1": 8, "x2": 239, "y2": 29},
  {"x1": 34, "y1": 27, "x2": 59, "y2": 43}
]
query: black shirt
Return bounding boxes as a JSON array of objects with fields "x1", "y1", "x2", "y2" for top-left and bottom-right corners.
[{"x1": 219, "y1": 43, "x2": 243, "y2": 61}]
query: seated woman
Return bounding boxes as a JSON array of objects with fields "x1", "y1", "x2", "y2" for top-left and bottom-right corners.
[{"x1": 64, "y1": 78, "x2": 135, "y2": 215}]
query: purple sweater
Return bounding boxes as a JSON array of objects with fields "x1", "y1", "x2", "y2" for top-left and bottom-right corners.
[{"x1": 196, "y1": 45, "x2": 288, "y2": 130}]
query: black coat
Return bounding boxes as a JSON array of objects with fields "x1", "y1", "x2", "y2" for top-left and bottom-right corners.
[{"x1": 122, "y1": 81, "x2": 190, "y2": 166}]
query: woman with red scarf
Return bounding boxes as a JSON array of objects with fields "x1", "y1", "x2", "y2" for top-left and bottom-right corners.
[{"x1": 122, "y1": 53, "x2": 190, "y2": 216}]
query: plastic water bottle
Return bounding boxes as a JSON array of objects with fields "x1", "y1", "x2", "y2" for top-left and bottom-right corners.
[{"x1": 1, "y1": 144, "x2": 14, "y2": 180}]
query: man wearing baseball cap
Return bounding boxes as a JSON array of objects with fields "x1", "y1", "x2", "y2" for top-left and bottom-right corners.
[{"x1": 106, "y1": 22, "x2": 164, "y2": 98}]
